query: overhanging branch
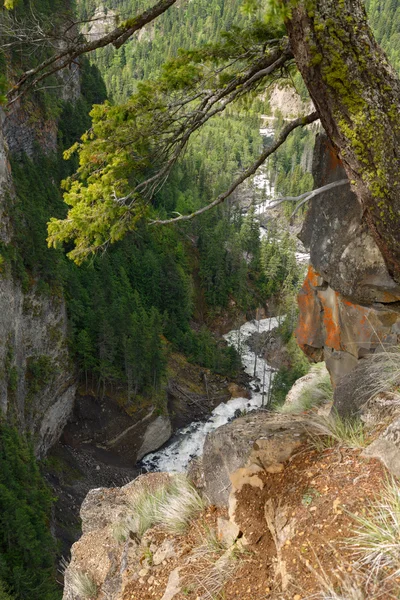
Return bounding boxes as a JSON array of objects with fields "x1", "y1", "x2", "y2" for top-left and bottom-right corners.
[
  {"x1": 6, "y1": 0, "x2": 178, "y2": 105},
  {"x1": 149, "y1": 111, "x2": 319, "y2": 226}
]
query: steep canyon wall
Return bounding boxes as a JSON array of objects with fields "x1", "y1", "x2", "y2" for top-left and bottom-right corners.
[
  {"x1": 0, "y1": 105, "x2": 77, "y2": 456},
  {"x1": 296, "y1": 134, "x2": 400, "y2": 414}
]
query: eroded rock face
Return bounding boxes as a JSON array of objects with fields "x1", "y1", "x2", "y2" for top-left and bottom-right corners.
[
  {"x1": 300, "y1": 134, "x2": 400, "y2": 304},
  {"x1": 296, "y1": 264, "x2": 400, "y2": 385}
]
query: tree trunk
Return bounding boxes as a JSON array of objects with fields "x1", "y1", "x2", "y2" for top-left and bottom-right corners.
[{"x1": 283, "y1": 0, "x2": 400, "y2": 279}]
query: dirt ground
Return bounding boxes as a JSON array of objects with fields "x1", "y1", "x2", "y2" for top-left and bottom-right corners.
[{"x1": 122, "y1": 443, "x2": 397, "y2": 600}]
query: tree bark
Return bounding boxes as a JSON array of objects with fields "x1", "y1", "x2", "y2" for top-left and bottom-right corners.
[{"x1": 283, "y1": 0, "x2": 400, "y2": 279}]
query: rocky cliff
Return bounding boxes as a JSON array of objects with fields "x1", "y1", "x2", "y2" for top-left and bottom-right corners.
[
  {"x1": 61, "y1": 131, "x2": 400, "y2": 600},
  {"x1": 0, "y1": 108, "x2": 77, "y2": 456},
  {"x1": 295, "y1": 133, "x2": 400, "y2": 412}
]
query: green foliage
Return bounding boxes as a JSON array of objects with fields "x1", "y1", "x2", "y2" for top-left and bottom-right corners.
[
  {"x1": 0, "y1": 423, "x2": 60, "y2": 600},
  {"x1": 260, "y1": 225, "x2": 302, "y2": 299},
  {"x1": 270, "y1": 335, "x2": 310, "y2": 407},
  {"x1": 366, "y1": 0, "x2": 400, "y2": 73},
  {"x1": 0, "y1": 580, "x2": 14, "y2": 600},
  {"x1": 78, "y1": 0, "x2": 270, "y2": 102},
  {"x1": 26, "y1": 356, "x2": 56, "y2": 396},
  {"x1": 178, "y1": 327, "x2": 241, "y2": 377},
  {"x1": 47, "y1": 15, "x2": 279, "y2": 262}
]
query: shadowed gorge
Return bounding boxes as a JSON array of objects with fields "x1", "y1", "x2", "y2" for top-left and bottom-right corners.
[{"x1": 0, "y1": 1, "x2": 400, "y2": 599}]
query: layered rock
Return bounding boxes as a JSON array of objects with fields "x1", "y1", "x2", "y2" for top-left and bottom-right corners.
[{"x1": 295, "y1": 134, "x2": 400, "y2": 411}]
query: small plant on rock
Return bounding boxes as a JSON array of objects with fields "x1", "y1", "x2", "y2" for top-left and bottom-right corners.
[
  {"x1": 124, "y1": 475, "x2": 204, "y2": 538},
  {"x1": 306, "y1": 412, "x2": 367, "y2": 450},
  {"x1": 158, "y1": 475, "x2": 205, "y2": 534},
  {"x1": 65, "y1": 564, "x2": 98, "y2": 599}
]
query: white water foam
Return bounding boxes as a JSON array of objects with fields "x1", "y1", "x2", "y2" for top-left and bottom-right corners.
[{"x1": 141, "y1": 317, "x2": 279, "y2": 473}]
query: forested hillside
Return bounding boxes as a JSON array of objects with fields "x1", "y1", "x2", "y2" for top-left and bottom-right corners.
[
  {"x1": 77, "y1": 0, "x2": 260, "y2": 102},
  {"x1": 2, "y1": 0, "x2": 278, "y2": 408},
  {"x1": 366, "y1": 0, "x2": 400, "y2": 72}
]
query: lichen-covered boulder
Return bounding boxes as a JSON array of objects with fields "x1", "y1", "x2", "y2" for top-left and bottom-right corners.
[{"x1": 296, "y1": 264, "x2": 400, "y2": 387}]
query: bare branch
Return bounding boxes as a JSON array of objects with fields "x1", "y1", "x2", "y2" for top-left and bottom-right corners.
[
  {"x1": 261, "y1": 179, "x2": 349, "y2": 214},
  {"x1": 149, "y1": 111, "x2": 319, "y2": 226},
  {"x1": 6, "y1": 0, "x2": 178, "y2": 105},
  {"x1": 289, "y1": 179, "x2": 349, "y2": 218}
]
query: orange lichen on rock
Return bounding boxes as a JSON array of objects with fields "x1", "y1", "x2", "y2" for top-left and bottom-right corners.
[
  {"x1": 296, "y1": 265, "x2": 324, "y2": 357},
  {"x1": 296, "y1": 265, "x2": 400, "y2": 370}
]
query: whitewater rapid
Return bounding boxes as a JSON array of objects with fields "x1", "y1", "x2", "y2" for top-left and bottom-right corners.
[{"x1": 141, "y1": 316, "x2": 279, "y2": 473}]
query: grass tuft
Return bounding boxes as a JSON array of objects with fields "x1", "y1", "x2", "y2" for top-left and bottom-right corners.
[
  {"x1": 361, "y1": 345, "x2": 400, "y2": 401},
  {"x1": 349, "y1": 477, "x2": 400, "y2": 581},
  {"x1": 64, "y1": 564, "x2": 98, "y2": 599},
  {"x1": 157, "y1": 475, "x2": 205, "y2": 534},
  {"x1": 124, "y1": 475, "x2": 204, "y2": 537},
  {"x1": 305, "y1": 412, "x2": 367, "y2": 450}
]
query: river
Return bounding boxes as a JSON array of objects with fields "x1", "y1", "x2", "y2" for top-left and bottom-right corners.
[
  {"x1": 141, "y1": 123, "x2": 307, "y2": 473},
  {"x1": 141, "y1": 316, "x2": 280, "y2": 472}
]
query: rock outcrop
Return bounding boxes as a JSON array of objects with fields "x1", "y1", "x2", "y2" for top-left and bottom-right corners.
[
  {"x1": 202, "y1": 411, "x2": 309, "y2": 506},
  {"x1": 296, "y1": 134, "x2": 400, "y2": 411}
]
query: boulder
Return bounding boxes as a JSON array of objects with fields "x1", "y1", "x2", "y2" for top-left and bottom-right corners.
[
  {"x1": 296, "y1": 264, "x2": 400, "y2": 386},
  {"x1": 284, "y1": 364, "x2": 330, "y2": 408},
  {"x1": 202, "y1": 411, "x2": 308, "y2": 506},
  {"x1": 137, "y1": 415, "x2": 172, "y2": 461},
  {"x1": 363, "y1": 416, "x2": 400, "y2": 477}
]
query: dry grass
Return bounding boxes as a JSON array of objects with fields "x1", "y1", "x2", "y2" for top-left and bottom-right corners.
[
  {"x1": 185, "y1": 546, "x2": 239, "y2": 600},
  {"x1": 349, "y1": 477, "x2": 400, "y2": 581},
  {"x1": 305, "y1": 412, "x2": 367, "y2": 450},
  {"x1": 63, "y1": 563, "x2": 98, "y2": 599},
  {"x1": 124, "y1": 475, "x2": 204, "y2": 538},
  {"x1": 360, "y1": 345, "x2": 400, "y2": 402}
]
